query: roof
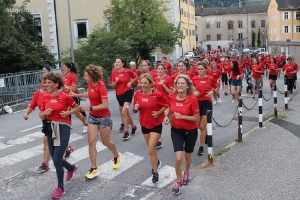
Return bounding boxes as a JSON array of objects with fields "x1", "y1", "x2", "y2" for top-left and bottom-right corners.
[
  {"x1": 195, "y1": 4, "x2": 269, "y2": 16},
  {"x1": 276, "y1": 0, "x2": 300, "y2": 10}
]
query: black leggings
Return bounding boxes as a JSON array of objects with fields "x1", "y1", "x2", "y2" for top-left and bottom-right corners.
[
  {"x1": 47, "y1": 124, "x2": 73, "y2": 189},
  {"x1": 222, "y1": 73, "x2": 228, "y2": 85}
]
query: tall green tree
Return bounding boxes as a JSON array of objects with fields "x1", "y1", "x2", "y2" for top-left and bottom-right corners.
[
  {"x1": 257, "y1": 28, "x2": 261, "y2": 48},
  {"x1": 104, "y1": 0, "x2": 183, "y2": 64},
  {"x1": 251, "y1": 31, "x2": 256, "y2": 47},
  {"x1": 0, "y1": 0, "x2": 55, "y2": 74}
]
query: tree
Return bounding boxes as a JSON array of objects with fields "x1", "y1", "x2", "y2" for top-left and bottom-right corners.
[
  {"x1": 104, "y1": 0, "x2": 182, "y2": 64},
  {"x1": 196, "y1": 2, "x2": 213, "y2": 8},
  {"x1": 0, "y1": 0, "x2": 56, "y2": 74},
  {"x1": 251, "y1": 31, "x2": 256, "y2": 47},
  {"x1": 257, "y1": 28, "x2": 261, "y2": 48}
]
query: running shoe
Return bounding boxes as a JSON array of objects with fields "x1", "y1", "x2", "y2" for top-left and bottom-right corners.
[
  {"x1": 51, "y1": 187, "x2": 65, "y2": 199},
  {"x1": 183, "y1": 171, "x2": 190, "y2": 185},
  {"x1": 231, "y1": 98, "x2": 235, "y2": 104},
  {"x1": 287, "y1": 97, "x2": 291, "y2": 101},
  {"x1": 64, "y1": 146, "x2": 74, "y2": 159},
  {"x1": 66, "y1": 164, "x2": 78, "y2": 181},
  {"x1": 83, "y1": 126, "x2": 88, "y2": 134},
  {"x1": 172, "y1": 181, "x2": 183, "y2": 195},
  {"x1": 85, "y1": 168, "x2": 100, "y2": 179},
  {"x1": 131, "y1": 126, "x2": 137, "y2": 135},
  {"x1": 294, "y1": 85, "x2": 296, "y2": 89},
  {"x1": 252, "y1": 95, "x2": 255, "y2": 99},
  {"x1": 122, "y1": 132, "x2": 130, "y2": 140},
  {"x1": 270, "y1": 89, "x2": 273, "y2": 93},
  {"x1": 37, "y1": 162, "x2": 49, "y2": 173},
  {"x1": 212, "y1": 100, "x2": 217, "y2": 104},
  {"x1": 156, "y1": 141, "x2": 163, "y2": 149},
  {"x1": 291, "y1": 91, "x2": 293, "y2": 94},
  {"x1": 152, "y1": 172, "x2": 159, "y2": 184},
  {"x1": 224, "y1": 91, "x2": 228, "y2": 95},
  {"x1": 217, "y1": 98, "x2": 222, "y2": 103},
  {"x1": 113, "y1": 152, "x2": 121, "y2": 169},
  {"x1": 151, "y1": 160, "x2": 162, "y2": 174},
  {"x1": 198, "y1": 146, "x2": 204, "y2": 156},
  {"x1": 119, "y1": 123, "x2": 124, "y2": 132}
]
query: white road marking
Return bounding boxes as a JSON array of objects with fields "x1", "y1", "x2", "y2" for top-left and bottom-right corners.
[
  {"x1": 6, "y1": 131, "x2": 44, "y2": 145},
  {"x1": 20, "y1": 125, "x2": 42, "y2": 133},
  {"x1": 0, "y1": 134, "x2": 83, "y2": 168},
  {"x1": 49, "y1": 141, "x2": 107, "y2": 172},
  {"x1": 142, "y1": 165, "x2": 177, "y2": 188},
  {"x1": 139, "y1": 192, "x2": 155, "y2": 200},
  {"x1": 0, "y1": 136, "x2": 3, "y2": 139},
  {"x1": 98, "y1": 151, "x2": 144, "y2": 180},
  {"x1": 13, "y1": 109, "x2": 26, "y2": 114}
]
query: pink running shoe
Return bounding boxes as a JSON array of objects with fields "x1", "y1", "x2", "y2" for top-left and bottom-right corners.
[
  {"x1": 66, "y1": 164, "x2": 78, "y2": 181},
  {"x1": 51, "y1": 187, "x2": 65, "y2": 199}
]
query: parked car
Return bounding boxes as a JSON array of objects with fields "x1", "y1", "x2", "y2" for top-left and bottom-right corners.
[
  {"x1": 192, "y1": 56, "x2": 204, "y2": 62},
  {"x1": 230, "y1": 49, "x2": 240, "y2": 56},
  {"x1": 243, "y1": 48, "x2": 251, "y2": 54},
  {"x1": 184, "y1": 51, "x2": 194, "y2": 60}
]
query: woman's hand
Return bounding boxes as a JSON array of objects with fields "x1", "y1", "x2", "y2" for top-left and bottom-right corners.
[
  {"x1": 80, "y1": 106, "x2": 89, "y2": 112},
  {"x1": 205, "y1": 91, "x2": 214, "y2": 98},
  {"x1": 43, "y1": 107, "x2": 53, "y2": 116},
  {"x1": 133, "y1": 101, "x2": 139, "y2": 112},
  {"x1": 60, "y1": 111, "x2": 68, "y2": 118},
  {"x1": 127, "y1": 82, "x2": 132, "y2": 88},
  {"x1": 23, "y1": 113, "x2": 29, "y2": 120},
  {"x1": 173, "y1": 112, "x2": 183, "y2": 119},
  {"x1": 164, "y1": 116, "x2": 169, "y2": 125},
  {"x1": 193, "y1": 90, "x2": 200, "y2": 97},
  {"x1": 151, "y1": 111, "x2": 159, "y2": 118}
]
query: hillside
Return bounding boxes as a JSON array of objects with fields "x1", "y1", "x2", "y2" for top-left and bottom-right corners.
[{"x1": 195, "y1": 0, "x2": 270, "y2": 7}]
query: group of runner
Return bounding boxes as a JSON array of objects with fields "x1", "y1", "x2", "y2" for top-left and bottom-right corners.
[{"x1": 22, "y1": 52, "x2": 298, "y2": 198}]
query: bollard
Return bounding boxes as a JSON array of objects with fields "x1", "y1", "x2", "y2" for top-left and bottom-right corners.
[
  {"x1": 258, "y1": 88, "x2": 263, "y2": 128},
  {"x1": 206, "y1": 110, "x2": 213, "y2": 163},
  {"x1": 238, "y1": 98, "x2": 243, "y2": 142},
  {"x1": 284, "y1": 77, "x2": 288, "y2": 109},
  {"x1": 273, "y1": 84, "x2": 278, "y2": 118}
]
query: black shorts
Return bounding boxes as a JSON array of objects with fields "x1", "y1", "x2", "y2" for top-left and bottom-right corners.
[
  {"x1": 285, "y1": 76, "x2": 296, "y2": 91},
  {"x1": 198, "y1": 100, "x2": 213, "y2": 116},
  {"x1": 222, "y1": 73, "x2": 228, "y2": 85},
  {"x1": 141, "y1": 124, "x2": 162, "y2": 134},
  {"x1": 116, "y1": 89, "x2": 133, "y2": 107},
  {"x1": 269, "y1": 74, "x2": 277, "y2": 80},
  {"x1": 171, "y1": 127, "x2": 198, "y2": 153}
]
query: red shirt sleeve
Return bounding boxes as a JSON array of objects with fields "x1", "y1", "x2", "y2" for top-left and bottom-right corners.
[
  {"x1": 65, "y1": 94, "x2": 77, "y2": 108},
  {"x1": 28, "y1": 91, "x2": 39, "y2": 110}
]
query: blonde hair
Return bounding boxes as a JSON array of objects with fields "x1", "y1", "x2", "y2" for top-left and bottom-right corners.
[
  {"x1": 139, "y1": 73, "x2": 154, "y2": 85},
  {"x1": 173, "y1": 74, "x2": 194, "y2": 94}
]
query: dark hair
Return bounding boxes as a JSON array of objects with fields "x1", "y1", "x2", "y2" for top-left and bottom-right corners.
[
  {"x1": 39, "y1": 76, "x2": 46, "y2": 83},
  {"x1": 64, "y1": 62, "x2": 78, "y2": 75},
  {"x1": 231, "y1": 60, "x2": 239, "y2": 73},
  {"x1": 44, "y1": 71, "x2": 64, "y2": 89},
  {"x1": 85, "y1": 65, "x2": 103, "y2": 82},
  {"x1": 116, "y1": 57, "x2": 127, "y2": 68},
  {"x1": 198, "y1": 61, "x2": 207, "y2": 69},
  {"x1": 176, "y1": 60, "x2": 186, "y2": 66},
  {"x1": 157, "y1": 63, "x2": 166, "y2": 69},
  {"x1": 271, "y1": 58, "x2": 276, "y2": 64}
]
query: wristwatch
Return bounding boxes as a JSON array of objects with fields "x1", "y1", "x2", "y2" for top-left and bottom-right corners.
[{"x1": 89, "y1": 106, "x2": 93, "y2": 111}]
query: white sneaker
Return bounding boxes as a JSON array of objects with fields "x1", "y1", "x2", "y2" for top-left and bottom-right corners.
[
  {"x1": 287, "y1": 97, "x2": 291, "y2": 101},
  {"x1": 218, "y1": 98, "x2": 222, "y2": 103},
  {"x1": 213, "y1": 100, "x2": 217, "y2": 105},
  {"x1": 232, "y1": 98, "x2": 235, "y2": 104},
  {"x1": 83, "y1": 126, "x2": 88, "y2": 133}
]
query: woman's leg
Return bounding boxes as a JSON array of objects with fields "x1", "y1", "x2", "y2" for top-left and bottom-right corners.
[
  {"x1": 231, "y1": 85, "x2": 236, "y2": 101},
  {"x1": 87, "y1": 124, "x2": 99, "y2": 168},
  {"x1": 43, "y1": 136, "x2": 51, "y2": 164},
  {"x1": 143, "y1": 132, "x2": 161, "y2": 172},
  {"x1": 100, "y1": 126, "x2": 118, "y2": 157},
  {"x1": 199, "y1": 116, "x2": 207, "y2": 147},
  {"x1": 184, "y1": 153, "x2": 192, "y2": 173},
  {"x1": 236, "y1": 86, "x2": 241, "y2": 101},
  {"x1": 174, "y1": 151, "x2": 183, "y2": 182},
  {"x1": 75, "y1": 111, "x2": 88, "y2": 126}
]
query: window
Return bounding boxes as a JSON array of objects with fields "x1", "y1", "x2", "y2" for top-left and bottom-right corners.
[
  {"x1": 261, "y1": 20, "x2": 265, "y2": 27},
  {"x1": 228, "y1": 35, "x2": 233, "y2": 40},
  {"x1": 217, "y1": 22, "x2": 220, "y2": 28},
  {"x1": 206, "y1": 35, "x2": 211, "y2": 41},
  {"x1": 296, "y1": 12, "x2": 300, "y2": 20},
  {"x1": 217, "y1": 34, "x2": 221, "y2": 40},
  {"x1": 195, "y1": 25, "x2": 197, "y2": 30},
  {"x1": 185, "y1": 29, "x2": 188, "y2": 36},
  {"x1": 238, "y1": 21, "x2": 242, "y2": 28},
  {"x1": 296, "y1": 25, "x2": 300, "y2": 33},
  {"x1": 228, "y1": 22, "x2": 234, "y2": 29},
  {"x1": 189, "y1": 29, "x2": 191, "y2": 36},
  {"x1": 283, "y1": 25, "x2": 289, "y2": 33},
  {"x1": 74, "y1": 20, "x2": 89, "y2": 39},
  {"x1": 283, "y1": 12, "x2": 289, "y2": 20},
  {"x1": 33, "y1": 14, "x2": 43, "y2": 42},
  {"x1": 206, "y1": 23, "x2": 210, "y2": 29},
  {"x1": 238, "y1": 33, "x2": 243, "y2": 40},
  {"x1": 196, "y1": 34, "x2": 198, "y2": 41},
  {"x1": 251, "y1": 20, "x2": 255, "y2": 28}
]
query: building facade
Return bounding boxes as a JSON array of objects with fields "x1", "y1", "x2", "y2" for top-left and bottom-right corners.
[{"x1": 195, "y1": 2, "x2": 268, "y2": 52}]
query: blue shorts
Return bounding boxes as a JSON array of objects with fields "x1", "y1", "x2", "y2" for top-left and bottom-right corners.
[{"x1": 231, "y1": 80, "x2": 242, "y2": 87}]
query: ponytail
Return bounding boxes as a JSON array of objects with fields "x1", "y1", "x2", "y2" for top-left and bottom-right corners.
[{"x1": 64, "y1": 62, "x2": 78, "y2": 75}]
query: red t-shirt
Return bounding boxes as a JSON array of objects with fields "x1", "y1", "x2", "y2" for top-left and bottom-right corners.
[
  {"x1": 168, "y1": 93, "x2": 199, "y2": 130},
  {"x1": 131, "y1": 69, "x2": 141, "y2": 86},
  {"x1": 150, "y1": 70, "x2": 158, "y2": 80},
  {"x1": 280, "y1": 56, "x2": 286, "y2": 63},
  {"x1": 230, "y1": 68, "x2": 244, "y2": 80},
  {"x1": 251, "y1": 65, "x2": 263, "y2": 79},
  {"x1": 268, "y1": 63, "x2": 278, "y2": 75},
  {"x1": 154, "y1": 75, "x2": 173, "y2": 98},
  {"x1": 109, "y1": 69, "x2": 137, "y2": 95},
  {"x1": 164, "y1": 62, "x2": 172, "y2": 75},
  {"x1": 192, "y1": 75, "x2": 216, "y2": 102},
  {"x1": 63, "y1": 73, "x2": 77, "y2": 93},
  {"x1": 282, "y1": 64, "x2": 297, "y2": 77},
  {"x1": 171, "y1": 72, "x2": 194, "y2": 83},
  {"x1": 222, "y1": 62, "x2": 232, "y2": 74},
  {"x1": 88, "y1": 81, "x2": 110, "y2": 117},
  {"x1": 40, "y1": 91, "x2": 77, "y2": 124},
  {"x1": 28, "y1": 90, "x2": 45, "y2": 110},
  {"x1": 133, "y1": 90, "x2": 168, "y2": 129},
  {"x1": 292, "y1": 62, "x2": 298, "y2": 70},
  {"x1": 208, "y1": 70, "x2": 221, "y2": 83}
]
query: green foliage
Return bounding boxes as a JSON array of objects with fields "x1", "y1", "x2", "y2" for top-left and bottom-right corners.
[
  {"x1": 257, "y1": 28, "x2": 261, "y2": 48},
  {"x1": 0, "y1": 0, "x2": 56, "y2": 74},
  {"x1": 104, "y1": 0, "x2": 182, "y2": 63},
  {"x1": 251, "y1": 31, "x2": 256, "y2": 47},
  {"x1": 199, "y1": 3, "x2": 213, "y2": 8}
]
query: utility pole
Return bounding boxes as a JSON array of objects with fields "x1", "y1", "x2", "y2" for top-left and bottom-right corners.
[{"x1": 67, "y1": 0, "x2": 75, "y2": 62}]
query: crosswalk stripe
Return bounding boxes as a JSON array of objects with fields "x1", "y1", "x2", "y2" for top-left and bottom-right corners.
[
  {"x1": 6, "y1": 131, "x2": 44, "y2": 145},
  {"x1": 141, "y1": 165, "x2": 176, "y2": 188},
  {"x1": 0, "y1": 134, "x2": 83, "y2": 168},
  {"x1": 98, "y1": 151, "x2": 144, "y2": 180},
  {"x1": 49, "y1": 141, "x2": 107, "y2": 172},
  {"x1": 20, "y1": 125, "x2": 42, "y2": 133}
]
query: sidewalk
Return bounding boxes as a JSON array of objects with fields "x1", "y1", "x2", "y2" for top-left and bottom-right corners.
[{"x1": 163, "y1": 89, "x2": 300, "y2": 199}]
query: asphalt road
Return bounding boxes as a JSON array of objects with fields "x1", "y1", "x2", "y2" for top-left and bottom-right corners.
[{"x1": 0, "y1": 75, "x2": 294, "y2": 200}]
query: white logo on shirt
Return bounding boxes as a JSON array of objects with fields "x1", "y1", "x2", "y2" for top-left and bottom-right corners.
[
  {"x1": 176, "y1": 102, "x2": 183, "y2": 106},
  {"x1": 119, "y1": 74, "x2": 124, "y2": 77},
  {"x1": 200, "y1": 81, "x2": 207, "y2": 84},
  {"x1": 50, "y1": 99, "x2": 57, "y2": 103},
  {"x1": 91, "y1": 89, "x2": 94, "y2": 92},
  {"x1": 142, "y1": 98, "x2": 148, "y2": 102}
]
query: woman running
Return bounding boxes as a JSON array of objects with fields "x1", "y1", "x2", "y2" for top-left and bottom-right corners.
[
  {"x1": 23, "y1": 77, "x2": 51, "y2": 173},
  {"x1": 251, "y1": 58, "x2": 264, "y2": 98},
  {"x1": 267, "y1": 58, "x2": 279, "y2": 93},
  {"x1": 281, "y1": 57, "x2": 297, "y2": 100},
  {"x1": 171, "y1": 60, "x2": 194, "y2": 82},
  {"x1": 71, "y1": 65, "x2": 121, "y2": 179},
  {"x1": 193, "y1": 61, "x2": 216, "y2": 156},
  {"x1": 40, "y1": 71, "x2": 79, "y2": 199},
  {"x1": 229, "y1": 60, "x2": 244, "y2": 103},
  {"x1": 208, "y1": 62, "x2": 221, "y2": 104},
  {"x1": 133, "y1": 73, "x2": 168, "y2": 184},
  {"x1": 109, "y1": 57, "x2": 137, "y2": 140},
  {"x1": 130, "y1": 61, "x2": 141, "y2": 92},
  {"x1": 164, "y1": 74, "x2": 199, "y2": 195},
  {"x1": 62, "y1": 62, "x2": 88, "y2": 134}
]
